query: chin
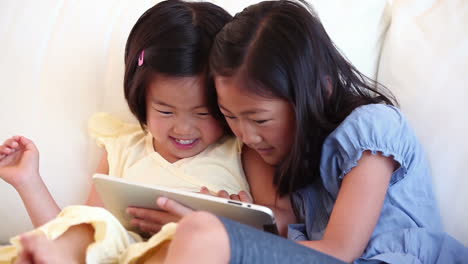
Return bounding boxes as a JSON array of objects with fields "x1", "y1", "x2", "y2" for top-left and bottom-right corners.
[
  {"x1": 177, "y1": 148, "x2": 204, "y2": 158},
  {"x1": 261, "y1": 156, "x2": 280, "y2": 166}
]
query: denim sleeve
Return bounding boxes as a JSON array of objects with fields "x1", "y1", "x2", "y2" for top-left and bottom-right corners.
[{"x1": 320, "y1": 104, "x2": 419, "y2": 197}]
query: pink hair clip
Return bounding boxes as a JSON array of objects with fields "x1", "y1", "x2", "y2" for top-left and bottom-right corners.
[{"x1": 138, "y1": 50, "x2": 145, "y2": 66}]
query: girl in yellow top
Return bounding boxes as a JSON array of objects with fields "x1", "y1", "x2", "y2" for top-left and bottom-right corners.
[{"x1": 0, "y1": 1, "x2": 253, "y2": 263}]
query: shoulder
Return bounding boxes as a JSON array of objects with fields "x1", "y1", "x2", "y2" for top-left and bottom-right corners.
[
  {"x1": 217, "y1": 136, "x2": 242, "y2": 152},
  {"x1": 194, "y1": 136, "x2": 244, "y2": 174},
  {"x1": 88, "y1": 112, "x2": 146, "y2": 151},
  {"x1": 241, "y1": 145, "x2": 277, "y2": 204},
  {"x1": 321, "y1": 104, "x2": 422, "y2": 194},
  {"x1": 186, "y1": 137, "x2": 250, "y2": 193},
  {"x1": 88, "y1": 112, "x2": 142, "y2": 137},
  {"x1": 324, "y1": 104, "x2": 410, "y2": 150},
  {"x1": 337, "y1": 104, "x2": 404, "y2": 134}
]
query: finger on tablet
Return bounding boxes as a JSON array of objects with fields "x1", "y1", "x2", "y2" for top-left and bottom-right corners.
[
  {"x1": 199, "y1": 186, "x2": 210, "y2": 195},
  {"x1": 238, "y1": 191, "x2": 253, "y2": 203},
  {"x1": 157, "y1": 197, "x2": 193, "y2": 217},
  {"x1": 217, "y1": 190, "x2": 229, "y2": 199}
]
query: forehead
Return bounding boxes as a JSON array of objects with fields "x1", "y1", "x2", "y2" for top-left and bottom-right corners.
[
  {"x1": 147, "y1": 74, "x2": 207, "y2": 106},
  {"x1": 215, "y1": 76, "x2": 288, "y2": 112},
  {"x1": 216, "y1": 76, "x2": 259, "y2": 98}
]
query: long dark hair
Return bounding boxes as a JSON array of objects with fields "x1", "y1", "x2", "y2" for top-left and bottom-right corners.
[
  {"x1": 210, "y1": 0, "x2": 397, "y2": 196},
  {"x1": 124, "y1": 0, "x2": 232, "y2": 132}
]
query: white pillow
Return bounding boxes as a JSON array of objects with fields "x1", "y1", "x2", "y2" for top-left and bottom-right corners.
[
  {"x1": 308, "y1": 0, "x2": 391, "y2": 79},
  {"x1": 377, "y1": 0, "x2": 468, "y2": 245},
  {"x1": 210, "y1": 0, "x2": 392, "y2": 79},
  {"x1": 0, "y1": 0, "x2": 158, "y2": 243}
]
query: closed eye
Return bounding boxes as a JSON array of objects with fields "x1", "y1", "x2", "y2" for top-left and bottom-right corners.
[
  {"x1": 254, "y1": 119, "x2": 269, "y2": 124},
  {"x1": 157, "y1": 110, "x2": 173, "y2": 115},
  {"x1": 197, "y1": 112, "x2": 210, "y2": 116},
  {"x1": 223, "y1": 115, "x2": 237, "y2": 120}
]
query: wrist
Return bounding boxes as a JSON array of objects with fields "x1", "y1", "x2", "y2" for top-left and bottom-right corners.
[{"x1": 14, "y1": 171, "x2": 43, "y2": 192}]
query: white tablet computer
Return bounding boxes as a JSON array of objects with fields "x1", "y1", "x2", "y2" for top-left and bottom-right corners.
[{"x1": 92, "y1": 174, "x2": 277, "y2": 234}]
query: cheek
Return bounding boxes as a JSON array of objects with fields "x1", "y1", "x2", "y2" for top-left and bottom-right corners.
[
  {"x1": 275, "y1": 110, "x2": 296, "y2": 148},
  {"x1": 146, "y1": 116, "x2": 168, "y2": 135},
  {"x1": 198, "y1": 119, "x2": 224, "y2": 140},
  {"x1": 266, "y1": 124, "x2": 292, "y2": 148},
  {"x1": 226, "y1": 120, "x2": 240, "y2": 136}
]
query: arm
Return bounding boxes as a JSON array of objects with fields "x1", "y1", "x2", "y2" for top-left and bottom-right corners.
[
  {"x1": 241, "y1": 145, "x2": 297, "y2": 237},
  {"x1": 26, "y1": 148, "x2": 110, "y2": 223},
  {"x1": 299, "y1": 151, "x2": 395, "y2": 262},
  {"x1": 85, "y1": 151, "x2": 108, "y2": 207},
  {"x1": 0, "y1": 136, "x2": 60, "y2": 227},
  {"x1": 0, "y1": 137, "x2": 108, "y2": 227},
  {"x1": 16, "y1": 176, "x2": 61, "y2": 228}
]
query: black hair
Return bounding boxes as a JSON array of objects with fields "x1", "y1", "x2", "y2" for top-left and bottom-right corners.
[
  {"x1": 210, "y1": 0, "x2": 397, "y2": 196},
  {"x1": 124, "y1": 0, "x2": 232, "y2": 133}
]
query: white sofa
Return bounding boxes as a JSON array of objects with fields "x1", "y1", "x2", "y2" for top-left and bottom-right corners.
[{"x1": 1, "y1": 0, "x2": 467, "y2": 246}]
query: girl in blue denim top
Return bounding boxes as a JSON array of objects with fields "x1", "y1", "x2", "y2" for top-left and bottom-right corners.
[{"x1": 152, "y1": 1, "x2": 468, "y2": 263}]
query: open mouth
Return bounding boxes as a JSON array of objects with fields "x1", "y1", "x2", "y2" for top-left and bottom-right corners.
[
  {"x1": 175, "y1": 138, "x2": 196, "y2": 145},
  {"x1": 170, "y1": 137, "x2": 199, "y2": 149}
]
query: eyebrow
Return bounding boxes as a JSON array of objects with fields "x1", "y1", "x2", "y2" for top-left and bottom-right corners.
[
  {"x1": 219, "y1": 104, "x2": 268, "y2": 115},
  {"x1": 151, "y1": 99, "x2": 207, "y2": 110}
]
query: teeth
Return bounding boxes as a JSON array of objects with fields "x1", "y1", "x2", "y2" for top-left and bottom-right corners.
[{"x1": 175, "y1": 138, "x2": 196, "y2": 145}]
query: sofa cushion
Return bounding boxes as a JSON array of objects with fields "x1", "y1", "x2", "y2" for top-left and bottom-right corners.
[{"x1": 377, "y1": 0, "x2": 468, "y2": 245}]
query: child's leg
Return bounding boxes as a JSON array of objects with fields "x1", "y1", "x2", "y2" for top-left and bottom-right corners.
[
  {"x1": 1, "y1": 205, "x2": 140, "y2": 264},
  {"x1": 152, "y1": 212, "x2": 346, "y2": 264},
  {"x1": 152, "y1": 212, "x2": 230, "y2": 264},
  {"x1": 14, "y1": 224, "x2": 94, "y2": 264}
]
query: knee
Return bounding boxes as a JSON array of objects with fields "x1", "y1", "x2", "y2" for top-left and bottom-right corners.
[{"x1": 167, "y1": 212, "x2": 231, "y2": 262}]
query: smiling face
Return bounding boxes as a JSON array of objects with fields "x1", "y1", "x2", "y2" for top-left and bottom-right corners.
[
  {"x1": 215, "y1": 76, "x2": 296, "y2": 166},
  {"x1": 146, "y1": 74, "x2": 224, "y2": 163}
]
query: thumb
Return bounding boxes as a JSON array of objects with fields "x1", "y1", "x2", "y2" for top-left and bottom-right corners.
[{"x1": 157, "y1": 197, "x2": 193, "y2": 217}]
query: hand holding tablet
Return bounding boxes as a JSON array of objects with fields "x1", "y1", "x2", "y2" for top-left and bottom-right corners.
[{"x1": 92, "y1": 174, "x2": 277, "y2": 235}]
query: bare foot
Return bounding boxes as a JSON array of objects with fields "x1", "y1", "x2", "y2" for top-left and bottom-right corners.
[
  {"x1": 15, "y1": 224, "x2": 94, "y2": 264},
  {"x1": 15, "y1": 233, "x2": 76, "y2": 264}
]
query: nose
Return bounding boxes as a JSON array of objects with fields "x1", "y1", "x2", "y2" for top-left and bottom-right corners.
[
  {"x1": 237, "y1": 121, "x2": 262, "y2": 145},
  {"x1": 173, "y1": 115, "x2": 194, "y2": 136}
]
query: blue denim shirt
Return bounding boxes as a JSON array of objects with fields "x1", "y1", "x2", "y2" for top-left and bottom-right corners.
[{"x1": 289, "y1": 104, "x2": 467, "y2": 263}]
